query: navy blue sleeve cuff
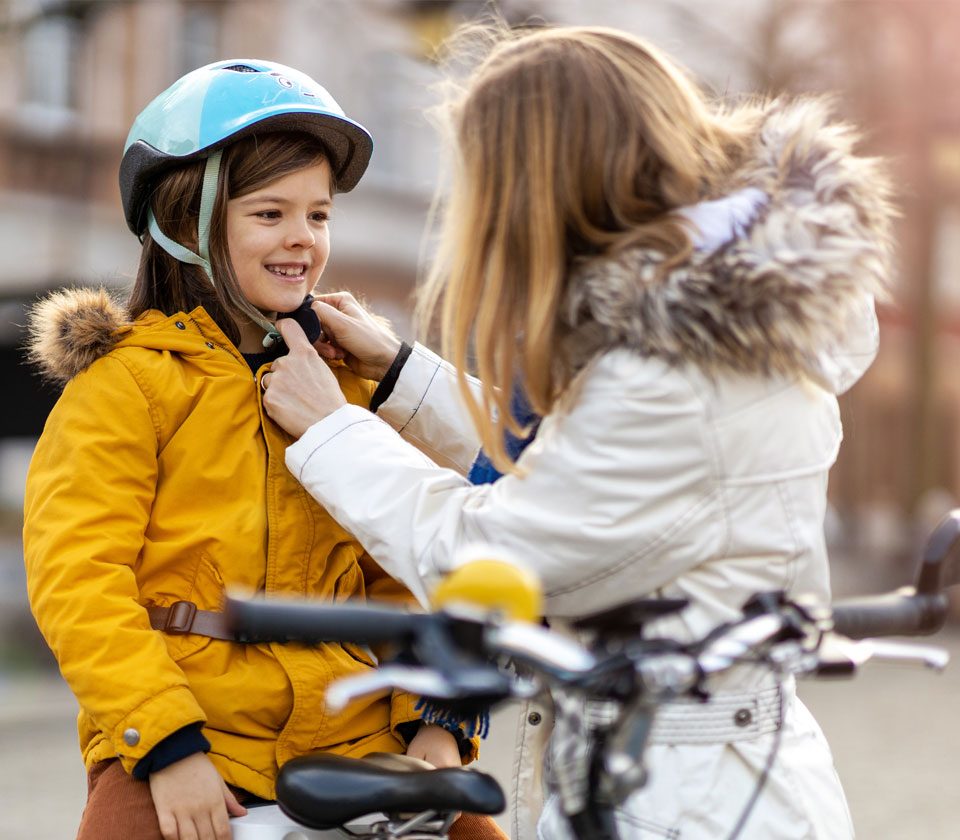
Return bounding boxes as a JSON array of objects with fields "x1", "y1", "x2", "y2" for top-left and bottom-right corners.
[
  {"x1": 370, "y1": 342, "x2": 413, "y2": 414},
  {"x1": 395, "y1": 719, "x2": 472, "y2": 758},
  {"x1": 132, "y1": 723, "x2": 211, "y2": 779}
]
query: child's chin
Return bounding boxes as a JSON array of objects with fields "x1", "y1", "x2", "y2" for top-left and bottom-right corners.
[{"x1": 261, "y1": 292, "x2": 307, "y2": 314}]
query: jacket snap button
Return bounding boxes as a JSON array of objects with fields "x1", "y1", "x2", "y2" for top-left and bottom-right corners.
[
  {"x1": 123, "y1": 728, "x2": 141, "y2": 746},
  {"x1": 733, "y1": 709, "x2": 752, "y2": 727},
  {"x1": 205, "y1": 342, "x2": 214, "y2": 349},
  {"x1": 527, "y1": 712, "x2": 542, "y2": 726},
  {"x1": 175, "y1": 321, "x2": 185, "y2": 330}
]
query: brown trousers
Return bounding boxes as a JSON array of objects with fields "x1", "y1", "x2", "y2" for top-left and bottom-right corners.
[{"x1": 76, "y1": 759, "x2": 508, "y2": 840}]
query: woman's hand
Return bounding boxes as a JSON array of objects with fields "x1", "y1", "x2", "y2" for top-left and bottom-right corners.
[
  {"x1": 404, "y1": 723, "x2": 462, "y2": 769},
  {"x1": 148, "y1": 752, "x2": 246, "y2": 840},
  {"x1": 312, "y1": 292, "x2": 402, "y2": 381},
  {"x1": 262, "y1": 318, "x2": 347, "y2": 438}
]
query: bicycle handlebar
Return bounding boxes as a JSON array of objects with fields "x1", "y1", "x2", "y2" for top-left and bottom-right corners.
[
  {"x1": 225, "y1": 595, "x2": 425, "y2": 645},
  {"x1": 831, "y1": 587, "x2": 949, "y2": 640},
  {"x1": 225, "y1": 507, "x2": 959, "y2": 710}
]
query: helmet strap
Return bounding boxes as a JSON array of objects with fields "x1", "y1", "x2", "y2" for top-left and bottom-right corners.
[
  {"x1": 146, "y1": 208, "x2": 212, "y2": 278},
  {"x1": 196, "y1": 149, "x2": 221, "y2": 267},
  {"x1": 146, "y1": 148, "x2": 281, "y2": 348}
]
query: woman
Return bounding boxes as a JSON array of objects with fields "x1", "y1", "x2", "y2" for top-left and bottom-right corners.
[
  {"x1": 260, "y1": 25, "x2": 893, "y2": 840},
  {"x1": 23, "y1": 59, "x2": 504, "y2": 840}
]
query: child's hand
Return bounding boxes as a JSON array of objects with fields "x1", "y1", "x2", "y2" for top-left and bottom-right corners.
[
  {"x1": 404, "y1": 723, "x2": 462, "y2": 769},
  {"x1": 312, "y1": 292, "x2": 402, "y2": 381},
  {"x1": 148, "y1": 752, "x2": 246, "y2": 840},
  {"x1": 261, "y1": 317, "x2": 348, "y2": 437}
]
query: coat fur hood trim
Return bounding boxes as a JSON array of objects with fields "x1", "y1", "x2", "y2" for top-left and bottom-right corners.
[
  {"x1": 26, "y1": 287, "x2": 130, "y2": 385},
  {"x1": 561, "y1": 98, "x2": 896, "y2": 381}
]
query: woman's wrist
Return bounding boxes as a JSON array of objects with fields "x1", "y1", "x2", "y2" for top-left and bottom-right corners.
[
  {"x1": 370, "y1": 342, "x2": 413, "y2": 413},
  {"x1": 374, "y1": 336, "x2": 404, "y2": 380}
]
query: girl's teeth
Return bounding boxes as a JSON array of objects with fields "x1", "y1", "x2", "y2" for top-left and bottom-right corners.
[{"x1": 267, "y1": 266, "x2": 303, "y2": 276}]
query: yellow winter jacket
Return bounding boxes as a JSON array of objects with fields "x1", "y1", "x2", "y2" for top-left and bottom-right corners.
[{"x1": 23, "y1": 290, "x2": 460, "y2": 800}]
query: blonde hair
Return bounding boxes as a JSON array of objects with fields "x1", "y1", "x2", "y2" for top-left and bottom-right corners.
[{"x1": 419, "y1": 24, "x2": 762, "y2": 473}]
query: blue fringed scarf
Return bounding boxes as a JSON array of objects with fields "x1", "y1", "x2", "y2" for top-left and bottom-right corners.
[{"x1": 467, "y1": 387, "x2": 542, "y2": 485}]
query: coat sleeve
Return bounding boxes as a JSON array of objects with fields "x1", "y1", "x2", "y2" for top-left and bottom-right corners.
[
  {"x1": 287, "y1": 350, "x2": 725, "y2": 617},
  {"x1": 23, "y1": 355, "x2": 207, "y2": 772},
  {"x1": 374, "y1": 343, "x2": 482, "y2": 475}
]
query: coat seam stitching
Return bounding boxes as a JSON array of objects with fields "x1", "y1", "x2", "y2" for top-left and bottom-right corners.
[
  {"x1": 297, "y1": 418, "x2": 380, "y2": 482},
  {"x1": 545, "y1": 490, "x2": 719, "y2": 597},
  {"x1": 397, "y1": 355, "x2": 443, "y2": 433},
  {"x1": 108, "y1": 353, "x2": 162, "y2": 444}
]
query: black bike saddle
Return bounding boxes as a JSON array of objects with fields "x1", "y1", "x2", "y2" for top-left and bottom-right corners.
[{"x1": 276, "y1": 753, "x2": 506, "y2": 830}]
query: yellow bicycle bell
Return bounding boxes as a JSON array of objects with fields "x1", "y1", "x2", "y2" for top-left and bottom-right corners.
[{"x1": 430, "y1": 555, "x2": 544, "y2": 623}]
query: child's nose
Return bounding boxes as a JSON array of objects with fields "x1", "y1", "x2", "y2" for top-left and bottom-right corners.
[{"x1": 284, "y1": 220, "x2": 316, "y2": 249}]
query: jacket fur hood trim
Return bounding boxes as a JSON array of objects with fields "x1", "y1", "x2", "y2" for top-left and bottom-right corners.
[
  {"x1": 561, "y1": 98, "x2": 896, "y2": 380},
  {"x1": 26, "y1": 287, "x2": 130, "y2": 385}
]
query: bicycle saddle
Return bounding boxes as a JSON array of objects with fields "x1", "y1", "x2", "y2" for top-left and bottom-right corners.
[{"x1": 276, "y1": 753, "x2": 506, "y2": 830}]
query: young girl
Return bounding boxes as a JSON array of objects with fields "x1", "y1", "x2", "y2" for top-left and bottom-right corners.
[
  {"x1": 260, "y1": 26, "x2": 895, "y2": 840},
  {"x1": 23, "y1": 59, "x2": 504, "y2": 840}
]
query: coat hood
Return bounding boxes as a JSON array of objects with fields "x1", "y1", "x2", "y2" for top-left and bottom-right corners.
[
  {"x1": 25, "y1": 287, "x2": 225, "y2": 386},
  {"x1": 26, "y1": 288, "x2": 132, "y2": 386},
  {"x1": 561, "y1": 98, "x2": 896, "y2": 391}
]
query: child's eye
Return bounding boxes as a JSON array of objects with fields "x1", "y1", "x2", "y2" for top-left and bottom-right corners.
[
  {"x1": 255, "y1": 210, "x2": 281, "y2": 220},
  {"x1": 310, "y1": 211, "x2": 330, "y2": 223}
]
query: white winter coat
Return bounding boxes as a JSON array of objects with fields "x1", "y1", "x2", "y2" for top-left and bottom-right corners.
[{"x1": 286, "y1": 100, "x2": 894, "y2": 840}]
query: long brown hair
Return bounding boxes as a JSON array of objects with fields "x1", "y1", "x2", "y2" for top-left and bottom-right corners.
[
  {"x1": 419, "y1": 24, "x2": 762, "y2": 473},
  {"x1": 128, "y1": 132, "x2": 332, "y2": 345}
]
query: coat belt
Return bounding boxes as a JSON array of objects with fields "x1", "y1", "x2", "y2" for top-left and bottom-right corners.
[
  {"x1": 146, "y1": 600, "x2": 235, "y2": 641},
  {"x1": 648, "y1": 682, "x2": 784, "y2": 745}
]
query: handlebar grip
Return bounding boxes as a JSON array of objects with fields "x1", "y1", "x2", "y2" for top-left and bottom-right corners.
[
  {"x1": 224, "y1": 596, "x2": 422, "y2": 645},
  {"x1": 831, "y1": 588, "x2": 948, "y2": 640}
]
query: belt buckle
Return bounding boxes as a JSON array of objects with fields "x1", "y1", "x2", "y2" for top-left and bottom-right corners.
[{"x1": 165, "y1": 600, "x2": 198, "y2": 635}]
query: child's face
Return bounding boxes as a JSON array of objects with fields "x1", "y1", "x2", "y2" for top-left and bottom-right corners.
[{"x1": 226, "y1": 159, "x2": 333, "y2": 316}]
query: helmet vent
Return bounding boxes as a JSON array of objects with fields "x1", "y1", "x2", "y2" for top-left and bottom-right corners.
[{"x1": 222, "y1": 64, "x2": 260, "y2": 73}]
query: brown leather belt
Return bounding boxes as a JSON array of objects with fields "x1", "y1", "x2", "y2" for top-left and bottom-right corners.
[{"x1": 146, "y1": 600, "x2": 236, "y2": 641}]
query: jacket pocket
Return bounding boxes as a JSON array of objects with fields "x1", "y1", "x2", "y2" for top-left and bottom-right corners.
[
  {"x1": 342, "y1": 641, "x2": 377, "y2": 668},
  {"x1": 158, "y1": 551, "x2": 225, "y2": 662}
]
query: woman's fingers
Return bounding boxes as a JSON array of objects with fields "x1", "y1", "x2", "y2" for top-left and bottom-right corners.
[
  {"x1": 312, "y1": 300, "x2": 401, "y2": 380},
  {"x1": 314, "y1": 290, "x2": 360, "y2": 313}
]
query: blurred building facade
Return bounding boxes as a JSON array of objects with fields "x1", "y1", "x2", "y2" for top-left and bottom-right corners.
[
  {"x1": 0, "y1": 0, "x2": 958, "y2": 578},
  {"x1": 0, "y1": 0, "x2": 455, "y2": 505}
]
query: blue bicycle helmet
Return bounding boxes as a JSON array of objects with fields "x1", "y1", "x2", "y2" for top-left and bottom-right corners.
[
  {"x1": 119, "y1": 59, "x2": 372, "y2": 346},
  {"x1": 119, "y1": 58, "x2": 372, "y2": 237}
]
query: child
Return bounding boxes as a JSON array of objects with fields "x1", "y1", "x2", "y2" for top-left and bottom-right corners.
[
  {"x1": 23, "y1": 59, "x2": 504, "y2": 840},
  {"x1": 260, "y1": 25, "x2": 895, "y2": 840}
]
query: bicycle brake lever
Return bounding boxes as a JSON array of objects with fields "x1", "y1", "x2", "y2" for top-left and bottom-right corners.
[
  {"x1": 326, "y1": 665, "x2": 458, "y2": 711},
  {"x1": 815, "y1": 634, "x2": 950, "y2": 677}
]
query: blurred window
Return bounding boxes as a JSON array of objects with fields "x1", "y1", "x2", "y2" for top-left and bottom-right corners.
[
  {"x1": 20, "y1": 10, "x2": 80, "y2": 113},
  {"x1": 180, "y1": 2, "x2": 222, "y2": 75},
  {"x1": 933, "y1": 203, "x2": 960, "y2": 310}
]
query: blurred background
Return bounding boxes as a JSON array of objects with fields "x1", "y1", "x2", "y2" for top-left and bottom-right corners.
[{"x1": 0, "y1": 1, "x2": 958, "y2": 838}]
